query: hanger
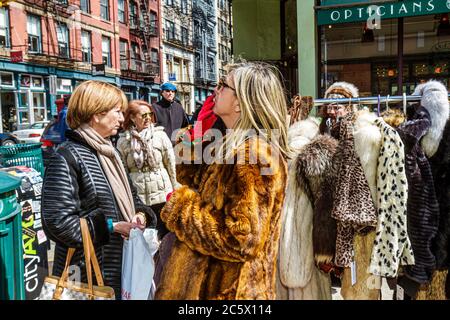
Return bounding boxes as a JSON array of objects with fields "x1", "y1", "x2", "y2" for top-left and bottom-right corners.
[
  {"x1": 377, "y1": 94, "x2": 381, "y2": 116},
  {"x1": 386, "y1": 94, "x2": 390, "y2": 111},
  {"x1": 403, "y1": 93, "x2": 407, "y2": 115}
]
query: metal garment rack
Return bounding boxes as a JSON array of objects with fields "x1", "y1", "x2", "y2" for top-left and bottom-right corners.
[{"x1": 313, "y1": 94, "x2": 450, "y2": 106}]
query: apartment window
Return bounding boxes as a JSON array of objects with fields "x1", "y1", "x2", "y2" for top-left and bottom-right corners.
[
  {"x1": 165, "y1": 20, "x2": 175, "y2": 40},
  {"x1": 100, "y1": 0, "x2": 109, "y2": 21},
  {"x1": 165, "y1": 0, "x2": 174, "y2": 6},
  {"x1": 0, "y1": 8, "x2": 9, "y2": 48},
  {"x1": 120, "y1": 40, "x2": 128, "y2": 69},
  {"x1": 81, "y1": 30, "x2": 91, "y2": 63},
  {"x1": 56, "y1": 23, "x2": 70, "y2": 58},
  {"x1": 181, "y1": 0, "x2": 188, "y2": 14},
  {"x1": 129, "y1": 1, "x2": 137, "y2": 28},
  {"x1": 130, "y1": 42, "x2": 142, "y2": 72},
  {"x1": 102, "y1": 36, "x2": 111, "y2": 67},
  {"x1": 181, "y1": 27, "x2": 188, "y2": 46},
  {"x1": 151, "y1": 49, "x2": 159, "y2": 64},
  {"x1": 80, "y1": 0, "x2": 90, "y2": 13},
  {"x1": 118, "y1": 0, "x2": 126, "y2": 23},
  {"x1": 27, "y1": 14, "x2": 41, "y2": 53},
  {"x1": 150, "y1": 11, "x2": 157, "y2": 34}
]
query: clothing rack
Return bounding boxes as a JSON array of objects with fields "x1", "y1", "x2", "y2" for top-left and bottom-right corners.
[{"x1": 313, "y1": 94, "x2": 450, "y2": 106}]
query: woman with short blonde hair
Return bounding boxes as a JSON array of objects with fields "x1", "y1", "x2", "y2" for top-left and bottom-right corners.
[
  {"x1": 155, "y1": 62, "x2": 289, "y2": 300},
  {"x1": 42, "y1": 80, "x2": 156, "y2": 299}
]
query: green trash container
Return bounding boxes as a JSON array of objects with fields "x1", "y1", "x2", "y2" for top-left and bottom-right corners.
[
  {"x1": 0, "y1": 143, "x2": 44, "y2": 177},
  {"x1": 0, "y1": 172, "x2": 25, "y2": 300}
]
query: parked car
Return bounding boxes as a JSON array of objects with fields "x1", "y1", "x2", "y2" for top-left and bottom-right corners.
[
  {"x1": 13, "y1": 121, "x2": 49, "y2": 144},
  {"x1": 40, "y1": 119, "x2": 65, "y2": 166},
  {"x1": 0, "y1": 132, "x2": 20, "y2": 146}
]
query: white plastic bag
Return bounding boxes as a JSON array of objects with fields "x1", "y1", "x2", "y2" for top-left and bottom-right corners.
[{"x1": 121, "y1": 228, "x2": 159, "y2": 300}]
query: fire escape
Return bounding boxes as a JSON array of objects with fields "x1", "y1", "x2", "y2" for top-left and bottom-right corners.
[
  {"x1": 192, "y1": 0, "x2": 217, "y2": 86},
  {"x1": 126, "y1": 0, "x2": 160, "y2": 83}
]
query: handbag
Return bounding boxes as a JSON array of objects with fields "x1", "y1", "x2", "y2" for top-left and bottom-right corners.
[{"x1": 39, "y1": 218, "x2": 115, "y2": 300}]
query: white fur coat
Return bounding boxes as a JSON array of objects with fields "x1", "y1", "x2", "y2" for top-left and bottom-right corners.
[{"x1": 277, "y1": 118, "x2": 331, "y2": 300}]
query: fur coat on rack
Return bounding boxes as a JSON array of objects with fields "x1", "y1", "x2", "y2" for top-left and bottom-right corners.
[
  {"x1": 277, "y1": 117, "x2": 335, "y2": 300},
  {"x1": 397, "y1": 80, "x2": 449, "y2": 298},
  {"x1": 338, "y1": 110, "x2": 383, "y2": 300}
]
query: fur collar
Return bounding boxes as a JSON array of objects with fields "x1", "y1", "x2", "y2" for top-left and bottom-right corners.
[
  {"x1": 288, "y1": 117, "x2": 320, "y2": 152},
  {"x1": 413, "y1": 80, "x2": 450, "y2": 157}
]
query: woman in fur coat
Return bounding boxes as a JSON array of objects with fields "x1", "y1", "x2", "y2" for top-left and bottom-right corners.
[{"x1": 155, "y1": 62, "x2": 289, "y2": 300}]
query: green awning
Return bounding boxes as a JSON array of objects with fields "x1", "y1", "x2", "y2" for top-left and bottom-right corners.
[{"x1": 317, "y1": 0, "x2": 450, "y2": 25}]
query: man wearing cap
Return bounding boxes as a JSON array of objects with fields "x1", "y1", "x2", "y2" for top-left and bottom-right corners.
[{"x1": 152, "y1": 82, "x2": 189, "y2": 142}]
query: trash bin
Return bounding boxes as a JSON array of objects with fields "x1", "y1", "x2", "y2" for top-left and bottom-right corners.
[
  {"x1": 0, "y1": 171, "x2": 25, "y2": 300},
  {"x1": 0, "y1": 143, "x2": 44, "y2": 177}
]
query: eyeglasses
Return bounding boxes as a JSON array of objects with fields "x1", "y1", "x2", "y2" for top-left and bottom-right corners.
[
  {"x1": 140, "y1": 112, "x2": 153, "y2": 119},
  {"x1": 217, "y1": 77, "x2": 236, "y2": 92}
]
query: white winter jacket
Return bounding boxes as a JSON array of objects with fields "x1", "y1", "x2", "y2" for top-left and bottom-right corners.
[{"x1": 117, "y1": 126, "x2": 180, "y2": 206}]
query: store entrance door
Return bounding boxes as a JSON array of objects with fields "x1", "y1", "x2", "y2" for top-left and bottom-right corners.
[
  {"x1": 0, "y1": 91, "x2": 17, "y2": 133},
  {"x1": 17, "y1": 90, "x2": 31, "y2": 130}
]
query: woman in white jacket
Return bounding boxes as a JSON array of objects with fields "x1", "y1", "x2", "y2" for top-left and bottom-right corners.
[{"x1": 117, "y1": 100, "x2": 180, "y2": 239}]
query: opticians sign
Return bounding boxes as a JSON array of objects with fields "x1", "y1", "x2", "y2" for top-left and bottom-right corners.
[{"x1": 317, "y1": 0, "x2": 450, "y2": 25}]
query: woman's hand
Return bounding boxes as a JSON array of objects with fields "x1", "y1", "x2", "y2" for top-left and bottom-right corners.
[
  {"x1": 114, "y1": 221, "x2": 144, "y2": 239},
  {"x1": 132, "y1": 212, "x2": 147, "y2": 226}
]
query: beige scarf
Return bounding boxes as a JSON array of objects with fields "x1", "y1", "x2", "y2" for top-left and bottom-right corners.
[{"x1": 76, "y1": 124, "x2": 135, "y2": 222}]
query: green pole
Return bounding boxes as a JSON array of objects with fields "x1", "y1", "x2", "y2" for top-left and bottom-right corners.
[{"x1": 297, "y1": 0, "x2": 317, "y2": 98}]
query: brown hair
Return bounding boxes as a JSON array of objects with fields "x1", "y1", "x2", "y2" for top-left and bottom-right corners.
[
  {"x1": 66, "y1": 80, "x2": 128, "y2": 129},
  {"x1": 123, "y1": 100, "x2": 157, "y2": 130}
]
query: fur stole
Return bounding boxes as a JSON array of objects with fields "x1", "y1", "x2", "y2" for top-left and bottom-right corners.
[{"x1": 413, "y1": 80, "x2": 450, "y2": 158}]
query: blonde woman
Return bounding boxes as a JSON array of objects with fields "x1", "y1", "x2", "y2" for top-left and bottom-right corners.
[
  {"x1": 155, "y1": 62, "x2": 289, "y2": 300},
  {"x1": 42, "y1": 81, "x2": 156, "y2": 298},
  {"x1": 117, "y1": 100, "x2": 179, "y2": 240}
]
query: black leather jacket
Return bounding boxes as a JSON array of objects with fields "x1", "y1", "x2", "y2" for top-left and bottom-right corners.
[{"x1": 42, "y1": 130, "x2": 156, "y2": 298}]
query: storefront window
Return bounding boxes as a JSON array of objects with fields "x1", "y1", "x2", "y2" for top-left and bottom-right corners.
[
  {"x1": 32, "y1": 92, "x2": 46, "y2": 122},
  {"x1": 320, "y1": 13, "x2": 450, "y2": 97},
  {"x1": 0, "y1": 72, "x2": 14, "y2": 86}
]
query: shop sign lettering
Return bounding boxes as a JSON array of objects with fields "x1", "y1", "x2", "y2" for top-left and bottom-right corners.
[{"x1": 318, "y1": 0, "x2": 450, "y2": 25}]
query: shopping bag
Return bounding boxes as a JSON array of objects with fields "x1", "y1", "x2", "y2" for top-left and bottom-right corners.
[
  {"x1": 121, "y1": 228, "x2": 158, "y2": 300},
  {"x1": 39, "y1": 218, "x2": 115, "y2": 300}
]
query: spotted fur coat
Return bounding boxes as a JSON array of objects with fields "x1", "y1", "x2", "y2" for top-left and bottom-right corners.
[
  {"x1": 155, "y1": 137, "x2": 287, "y2": 300},
  {"x1": 368, "y1": 118, "x2": 415, "y2": 277}
]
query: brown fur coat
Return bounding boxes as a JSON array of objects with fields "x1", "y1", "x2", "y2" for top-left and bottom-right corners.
[{"x1": 155, "y1": 137, "x2": 287, "y2": 300}]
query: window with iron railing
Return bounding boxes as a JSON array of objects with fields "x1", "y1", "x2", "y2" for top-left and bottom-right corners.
[
  {"x1": 149, "y1": 11, "x2": 157, "y2": 35},
  {"x1": 56, "y1": 23, "x2": 70, "y2": 58},
  {"x1": 81, "y1": 30, "x2": 91, "y2": 63},
  {"x1": 129, "y1": 1, "x2": 138, "y2": 28},
  {"x1": 0, "y1": 8, "x2": 10, "y2": 48},
  {"x1": 27, "y1": 14, "x2": 41, "y2": 53}
]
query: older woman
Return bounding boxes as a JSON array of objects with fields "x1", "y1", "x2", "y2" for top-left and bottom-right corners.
[
  {"x1": 42, "y1": 80, "x2": 156, "y2": 298},
  {"x1": 117, "y1": 100, "x2": 179, "y2": 240},
  {"x1": 155, "y1": 62, "x2": 289, "y2": 300}
]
